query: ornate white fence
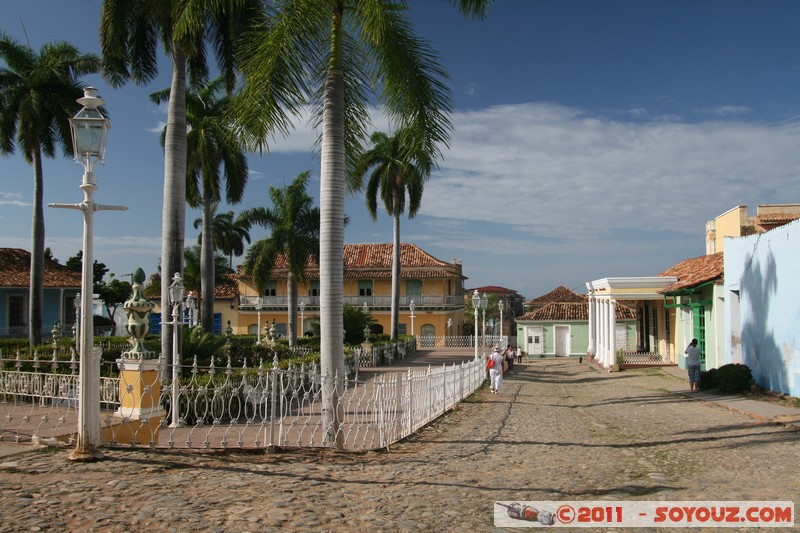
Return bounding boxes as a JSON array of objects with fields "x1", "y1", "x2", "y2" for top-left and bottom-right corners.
[{"x1": 1, "y1": 351, "x2": 486, "y2": 451}]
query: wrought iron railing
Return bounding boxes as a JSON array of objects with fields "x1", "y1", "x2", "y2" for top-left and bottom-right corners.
[{"x1": 1, "y1": 349, "x2": 486, "y2": 451}]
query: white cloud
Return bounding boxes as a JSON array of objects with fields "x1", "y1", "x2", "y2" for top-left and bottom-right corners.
[
  {"x1": 702, "y1": 105, "x2": 753, "y2": 117},
  {"x1": 0, "y1": 192, "x2": 30, "y2": 207},
  {"x1": 420, "y1": 102, "x2": 800, "y2": 254}
]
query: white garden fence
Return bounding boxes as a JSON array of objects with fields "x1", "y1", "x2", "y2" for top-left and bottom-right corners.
[{"x1": 1, "y1": 351, "x2": 486, "y2": 451}]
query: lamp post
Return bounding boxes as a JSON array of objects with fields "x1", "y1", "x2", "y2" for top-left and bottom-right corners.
[
  {"x1": 255, "y1": 296, "x2": 263, "y2": 344},
  {"x1": 185, "y1": 294, "x2": 196, "y2": 327},
  {"x1": 480, "y1": 293, "x2": 488, "y2": 355},
  {"x1": 168, "y1": 272, "x2": 185, "y2": 428},
  {"x1": 300, "y1": 300, "x2": 306, "y2": 337},
  {"x1": 472, "y1": 290, "x2": 480, "y2": 359},
  {"x1": 409, "y1": 300, "x2": 416, "y2": 337},
  {"x1": 49, "y1": 87, "x2": 126, "y2": 461},
  {"x1": 498, "y1": 299, "x2": 504, "y2": 347}
]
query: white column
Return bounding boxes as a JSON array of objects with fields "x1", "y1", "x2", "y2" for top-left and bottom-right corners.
[
  {"x1": 607, "y1": 299, "x2": 617, "y2": 369},
  {"x1": 586, "y1": 283, "x2": 595, "y2": 356}
]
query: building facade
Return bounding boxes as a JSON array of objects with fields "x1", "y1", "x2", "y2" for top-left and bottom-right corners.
[
  {"x1": 234, "y1": 243, "x2": 466, "y2": 338},
  {"x1": 0, "y1": 248, "x2": 80, "y2": 338}
]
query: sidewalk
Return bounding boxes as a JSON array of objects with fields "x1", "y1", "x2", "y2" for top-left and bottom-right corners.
[{"x1": 657, "y1": 363, "x2": 800, "y2": 428}]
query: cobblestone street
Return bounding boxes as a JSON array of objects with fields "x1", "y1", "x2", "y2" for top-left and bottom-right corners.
[{"x1": 1, "y1": 358, "x2": 798, "y2": 532}]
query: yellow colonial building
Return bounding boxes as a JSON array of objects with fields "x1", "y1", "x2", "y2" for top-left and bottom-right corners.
[{"x1": 230, "y1": 243, "x2": 466, "y2": 338}]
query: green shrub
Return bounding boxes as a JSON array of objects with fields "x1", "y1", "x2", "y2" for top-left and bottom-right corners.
[
  {"x1": 713, "y1": 363, "x2": 753, "y2": 393},
  {"x1": 699, "y1": 368, "x2": 716, "y2": 391}
]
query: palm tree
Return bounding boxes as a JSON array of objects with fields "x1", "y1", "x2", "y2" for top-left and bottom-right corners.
[
  {"x1": 0, "y1": 32, "x2": 100, "y2": 347},
  {"x1": 239, "y1": 171, "x2": 320, "y2": 347},
  {"x1": 194, "y1": 206, "x2": 251, "y2": 270},
  {"x1": 152, "y1": 77, "x2": 250, "y2": 333},
  {"x1": 234, "y1": 0, "x2": 489, "y2": 445},
  {"x1": 182, "y1": 245, "x2": 234, "y2": 299},
  {"x1": 100, "y1": 0, "x2": 264, "y2": 358},
  {"x1": 354, "y1": 128, "x2": 431, "y2": 340}
]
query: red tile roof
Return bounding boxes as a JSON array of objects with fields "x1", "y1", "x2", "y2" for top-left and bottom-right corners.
[
  {"x1": 0, "y1": 248, "x2": 81, "y2": 288},
  {"x1": 757, "y1": 213, "x2": 800, "y2": 224},
  {"x1": 239, "y1": 243, "x2": 464, "y2": 280},
  {"x1": 520, "y1": 301, "x2": 635, "y2": 321},
  {"x1": 525, "y1": 285, "x2": 586, "y2": 306},
  {"x1": 468, "y1": 285, "x2": 519, "y2": 295},
  {"x1": 657, "y1": 252, "x2": 724, "y2": 293}
]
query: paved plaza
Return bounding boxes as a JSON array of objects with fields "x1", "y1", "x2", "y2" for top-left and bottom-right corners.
[{"x1": 1, "y1": 354, "x2": 799, "y2": 532}]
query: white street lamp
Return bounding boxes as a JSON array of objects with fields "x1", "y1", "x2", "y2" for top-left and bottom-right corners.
[
  {"x1": 255, "y1": 296, "x2": 264, "y2": 345},
  {"x1": 185, "y1": 294, "x2": 196, "y2": 327},
  {"x1": 168, "y1": 273, "x2": 185, "y2": 428},
  {"x1": 472, "y1": 290, "x2": 480, "y2": 360},
  {"x1": 300, "y1": 300, "x2": 306, "y2": 337},
  {"x1": 498, "y1": 299, "x2": 504, "y2": 347},
  {"x1": 49, "y1": 87, "x2": 126, "y2": 461},
  {"x1": 409, "y1": 300, "x2": 416, "y2": 337},
  {"x1": 480, "y1": 293, "x2": 488, "y2": 356}
]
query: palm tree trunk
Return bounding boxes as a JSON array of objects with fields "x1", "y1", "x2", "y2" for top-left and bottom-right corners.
[
  {"x1": 200, "y1": 189, "x2": 214, "y2": 332},
  {"x1": 287, "y1": 273, "x2": 297, "y2": 347},
  {"x1": 29, "y1": 148, "x2": 44, "y2": 348},
  {"x1": 160, "y1": 47, "x2": 188, "y2": 366},
  {"x1": 319, "y1": 7, "x2": 346, "y2": 449},
  {"x1": 390, "y1": 196, "x2": 401, "y2": 341}
]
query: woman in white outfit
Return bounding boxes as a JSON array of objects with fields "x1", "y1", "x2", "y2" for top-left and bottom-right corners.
[{"x1": 488, "y1": 346, "x2": 505, "y2": 394}]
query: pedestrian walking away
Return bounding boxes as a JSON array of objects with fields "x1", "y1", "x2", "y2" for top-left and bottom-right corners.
[
  {"x1": 488, "y1": 346, "x2": 505, "y2": 394},
  {"x1": 504, "y1": 346, "x2": 514, "y2": 373},
  {"x1": 685, "y1": 338, "x2": 702, "y2": 392}
]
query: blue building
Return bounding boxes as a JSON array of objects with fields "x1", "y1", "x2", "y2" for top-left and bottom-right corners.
[{"x1": 724, "y1": 220, "x2": 800, "y2": 396}]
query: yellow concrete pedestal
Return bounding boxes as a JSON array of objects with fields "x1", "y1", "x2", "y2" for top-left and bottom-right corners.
[{"x1": 107, "y1": 359, "x2": 165, "y2": 446}]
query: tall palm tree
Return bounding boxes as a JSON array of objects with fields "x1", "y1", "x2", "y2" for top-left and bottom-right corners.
[
  {"x1": 152, "y1": 77, "x2": 250, "y2": 333},
  {"x1": 235, "y1": 0, "x2": 489, "y2": 445},
  {"x1": 354, "y1": 128, "x2": 431, "y2": 341},
  {"x1": 101, "y1": 0, "x2": 264, "y2": 358},
  {"x1": 239, "y1": 171, "x2": 320, "y2": 347},
  {"x1": 182, "y1": 245, "x2": 234, "y2": 299},
  {"x1": 0, "y1": 33, "x2": 100, "y2": 347},
  {"x1": 194, "y1": 206, "x2": 251, "y2": 270}
]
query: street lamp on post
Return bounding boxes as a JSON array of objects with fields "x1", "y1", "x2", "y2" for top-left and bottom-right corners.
[
  {"x1": 409, "y1": 300, "x2": 416, "y2": 337},
  {"x1": 480, "y1": 293, "x2": 488, "y2": 355},
  {"x1": 472, "y1": 290, "x2": 480, "y2": 359},
  {"x1": 255, "y1": 296, "x2": 263, "y2": 344},
  {"x1": 49, "y1": 87, "x2": 126, "y2": 461},
  {"x1": 300, "y1": 300, "x2": 306, "y2": 337},
  {"x1": 168, "y1": 273, "x2": 185, "y2": 428},
  {"x1": 185, "y1": 294, "x2": 196, "y2": 327},
  {"x1": 498, "y1": 299, "x2": 504, "y2": 347}
]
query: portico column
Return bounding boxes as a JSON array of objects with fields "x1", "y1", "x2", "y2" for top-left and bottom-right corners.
[
  {"x1": 606, "y1": 299, "x2": 617, "y2": 369},
  {"x1": 586, "y1": 283, "x2": 596, "y2": 357}
]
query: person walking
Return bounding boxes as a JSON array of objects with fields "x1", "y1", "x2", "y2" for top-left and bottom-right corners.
[
  {"x1": 488, "y1": 346, "x2": 505, "y2": 394},
  {"x1": 685, "y1": 338, "x2": 702, "y2": 392},
  {"x1": 504, "y1": 346, "x2": 514, "y2": 373}
]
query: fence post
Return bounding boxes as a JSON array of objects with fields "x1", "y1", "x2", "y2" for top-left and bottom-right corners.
[
  {"x1": 110, "y1": 269, "x2": 162, "y2": 447},
  {"x1": 269, "y1": 354, "x2": 278, "y2": 450}
]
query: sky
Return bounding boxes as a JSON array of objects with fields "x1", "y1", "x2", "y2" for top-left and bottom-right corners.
[{"x1": 2, "y1": 0, "x2": 800, "y2": 301}]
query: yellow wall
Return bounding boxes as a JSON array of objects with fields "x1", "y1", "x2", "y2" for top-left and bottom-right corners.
[{"x1": 714, "y1": 206, "x2": 748, "y2": 253}]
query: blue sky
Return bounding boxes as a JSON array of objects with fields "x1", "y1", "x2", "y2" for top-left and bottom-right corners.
[{"x1": 2, "y1": 1, "x2": 800, "y2": 300}]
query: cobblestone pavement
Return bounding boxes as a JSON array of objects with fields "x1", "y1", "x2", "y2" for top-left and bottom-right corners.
[{"x1": 1, "y1": 358, "x2": 798, "y2": 532}]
